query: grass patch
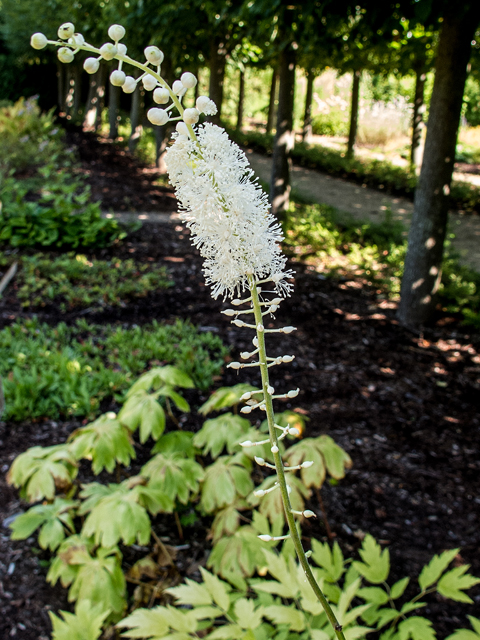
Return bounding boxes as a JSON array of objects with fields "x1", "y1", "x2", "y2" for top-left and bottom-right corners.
[
  {"x1": 0, "y1": 318, "x2": 228, "y2": 421},
  {"x1": 15, "y1": 253, "x2": 172, "y2": 312}
]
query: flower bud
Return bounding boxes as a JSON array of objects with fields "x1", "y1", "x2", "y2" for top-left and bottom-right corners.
[
  {"x1": 117, "y1": 43, "x2": 127, "y2": 56},
  {"x1": 254, "y1": 457, "x2": 265, "y2": 466},
  {"x1": 267, "y1": 385, "x2": 275, "y2": 395},
  {"x1": 282, "y1": 355, "x2": 294, "y2": 363},
  {"x1": 68, "y1": 33, "x2": 85, "y2": 47},
  {"x1": 254, "y1": 490, "x2": 266, "y2": 498},
  {"x1": 288, "y1": 427, "x2": 300, "y2": 436},
  {"x1": 176, "y1": 122, "x2": 189, "y2": 136},
  {"x1": 110, "y1": 70, "x2": 126, "y2": 87},
  {"x1": 240, "y1": 406, "x2": 252, "y2": 414},
  {"x1": 122, "y1": 76, "x2": 137, "y2": 93},
  {"x1": 108, "y1": 24, "x2": 126, "y2": 41},
  {"x1": 58, "y1": 23, "x2": 75, "y2": 39},
  {"x1": 30, "y1": 33, "x2": 48, "y2": 50},
  {"x1": 58, "y1": 47, "x2": 74, "y2": 63},
  {"x1": 196, "y1": 95, "x2": 217, "y2": 115},
  {"x1": 303, "y1": 510, "x2": 316, "y2": 518},
  {"x1": 257, "y1": 323, "x2": 264, "y2": 332},
  {"x1": 228, "y1": 362, "x2": 242, "y2": 370},
  {"x1": 144, "y1": 46, "x2": 164, "y2": 65},
  {"x1": 240, "y1": 392, "x2": 252, "y2": 401},
  {"x1": 183, "y1": 107, "x2": 199, "y2": 125},
  {"x1": 142, "y1": 75, "x2": 157, "y2": 91},
  {"x1": 231, "y1": 299, "x2": 243, "y2": 306},
  {"x1": 84, "y1": 57, "x2": 100, "y2": 74},
  {"x1": 240, "y1": 440, "x2": 253, "y2": 448},
  {"x1": 287, "y1": 388, "x2": 299, "y2": 398},
  {"x1": 233, "y1": 319, "x2": 245, "y2": 327},
  {"x1": 147, "y1": 108, "x2": 169, "y2": 126},
  {"x1": 99, "y1": 43, "x2": 117, "y2": 60},
  {"x1": 240, "y1": 352, "x2": 251, "y2": 359},
  {"x1": 271, "y1": 445, "x2": 279, "y2": 454},
  {"x1": 153, "y1": 87, "x2": 170, "y2": 104},
  {"x1": 301, "y1": 461, "x2": 314, "y2": 468},
  {"x1": 258, "y1": 534, "x2": 273, "y2": 541},
  {"x1": 281, "y1": 326, "x2": 296, "y2": 334},
  {"x1": 172, "y1": 80, "x2": 184, "y2": 95},
  {"x1": 181, "y1": 72, "x2": 197, "y2": 88},
  {"x1": 221, "y1": 309, "x2": 236, "y2": 317}
]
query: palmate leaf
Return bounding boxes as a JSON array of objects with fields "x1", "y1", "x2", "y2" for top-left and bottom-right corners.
[
  {"x1": 118, "y1": 391, "x2": 166, "y2": 443},
  {"x1": 263, "y1": 604, "x2": 306, "y2": 632},
  {"x1": 283, "y1": 435, "x2": 352, "y2": 489},
  {"x1": 151, "y1": 431, "x2": 196, "y2": 457},
  {"x1": 141, "y1": 452, "x2": 204, "y2": 505},
  {"x1": 396, "y1": 616, "x2": 436, "y2": 640},
  {"x1": 193, "y1": 413, "x2": 251, "y2": 458},
  {"x1": 248, "y1": 474, "x2": 310, "y2": 528},
  {"x1": 7, "y1": 444, "x2": 78, "y2": 502},
  {"x1": 353, "y1": 535, "x2": 390, "y2": 584},
  {"x1": 48, "y1": 537, "x2": 126, "y2": 619},
  {"x1": 126, "y1": 366, "x2": 194, "y2": 397},
  {"x1": 311, "y1": 539, "x2": 345, "y2": 582},
  {"x1": 10, "y1": 497, "x2": 77, "y2": 551},
  {"x1": 199, "y1": 383, "x2": 259, "y2": 415},
  {"x1": 49, "y1": 600, "x2": 108, "y2": 640},
  {"x1": 200, "y1": 454, "x2": 253, "y2": 514},
  {"x1": 210, "y1": 501, "x2": 248, "y2": 543},
  {"x1": 437, "y1": 565, "x2": 480, "y2": 603},
  {"x1": 446, "y1": 617, "x2": 480, "y2": 640},
  {"x1": 68, "y1": 412, "x2": 135, "y2": 474},
  {"x1": 117, "y1": 604, "x2": 199, "y2": 639}
]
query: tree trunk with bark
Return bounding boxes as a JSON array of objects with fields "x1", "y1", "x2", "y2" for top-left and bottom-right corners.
[
  {"x1": 236, "y1": 69, "x2": 245, "y2": 130},
  {"x1": 208, "y1": 37, "x2": 227, "y2": 125},
  {"x1": 266, "y1": 68, "x2": 278, "y2": 134},
  {"x1": 270, "y1": 40, "x2": 296, "y2": 220},
  {"x1": 410, "y1": 66, "x2": 427, "y2": 169},
  {"x1": 398, "y1": 4, "x2": 480, "y2": 327},
  {"x1": 302, "y1": 70, "x2": 315, "y2": 143},
  {"x1": 346, "y1": 69, "x2": 361, "y2": 159}
]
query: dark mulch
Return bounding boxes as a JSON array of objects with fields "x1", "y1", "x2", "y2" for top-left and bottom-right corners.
[{"x1": 0, "y1": 130, "x2": 479, "y2": 639}]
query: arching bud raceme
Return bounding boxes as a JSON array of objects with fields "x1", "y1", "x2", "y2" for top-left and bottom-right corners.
[
  {"x1": 144, "y1": 46, "x2": 164, "y2": 65},
  {"x1": 30, "y1": 33, "x2": 48, "y2": 50},
  {"x1": 68, "y1": 33, "x2": 85, "y2": 47},
  {"x1": 147, "y1": 108, "x2": 169, "y2": 126},
  {"x1": 122, "y1": 76, "x2": 137, "y2": 93},
  {"x1": 99, "y1": 43, "x2": 117, "y2": 60},
  {"x1": 183, "y1": 108, "x2": 199, "y2": 125},
  {"x1": 181, "y1": 72, "x2": 197, "y2": 88},
  {"x1": 172, "y1": 80, "x2": 184, "y2": 95},
  {"x1": 108, "y1": 24, "x2": 126, "y2": 41},
  {"x1": 84, "y1": 57, "x2": 100, "y2": 74},
  {"x1": 196, "y1": 95, "x2": 218, "y2": 116},
  {"x1": 58, "y1": 23, "x2": 75, "y2": 39},
  {"x1": 175, "y1": 122, "x2": 189, "y2": 137},
  {"x1": 153, "y1": 87, "x2": 170, "y2": 104},
  {"x1": 58, "y1": 47, "x2": 74, "y2": 63},
  {"x1": 110, "y1": 70, "x2": 126, "y2": 87},
  {"x1": 142, "y1": 75, "x2": 157, "y2": 91},
  {"x1": 117, "y1": 43, "x2": 127, "y2": 56}
]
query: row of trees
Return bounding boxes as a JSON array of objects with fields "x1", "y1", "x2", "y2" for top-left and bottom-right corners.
[{"x1": 1, "y1": 0, "x2": 480, "y2": 328}]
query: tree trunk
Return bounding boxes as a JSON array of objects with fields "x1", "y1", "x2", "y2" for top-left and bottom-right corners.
[
  {"x1": 266, "y1": 68, "x2": 278, "y2": 134},
  {"x1": 346, "y1": 69, "x2": 361, "y2": 158},
  {"x1": 155, "y1": 125, "x2": 168, "y2": 172},
  {"x1": 398, "y1": 4, "x2": 480, "y2": 327},
  {"x1": 128, "y1": 72, "x2": 142, "y2": 153},
  {"x1": 410, "y1": 67, "x2": 427, "y2": 169},
  {"x1": 236, "y1": 69, "x2": 245, "y2": 130},
  {"x1": 302, "y1": 70, "x2": 315, "y2": 143},
  {"x1": 94, "y1": 63, "x2": 107, "y2": 131},
  {"x1": 72, "y1": 63, "x2": 82, "y2": 118},
  {"x1": 270, "y1": 39, "x2": 296, "y2": 220},
  {"x1": 208, "y1": 37, "x2": 227, "y2": 125}
]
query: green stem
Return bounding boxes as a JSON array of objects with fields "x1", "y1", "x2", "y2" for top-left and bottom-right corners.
[{"x1": 248, "y1": 276, "x2": 346, "y2": 640}]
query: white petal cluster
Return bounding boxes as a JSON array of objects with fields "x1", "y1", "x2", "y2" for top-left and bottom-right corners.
[{"x1": 166, "y1": 123, "x2": 293, "y2": 299}]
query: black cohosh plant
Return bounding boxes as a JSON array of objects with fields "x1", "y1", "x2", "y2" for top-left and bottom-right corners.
[{"x1": 21, "y1": 20, "x2": 480, "y2": 640}]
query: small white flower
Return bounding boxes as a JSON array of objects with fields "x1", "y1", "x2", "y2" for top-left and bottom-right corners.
[
  {"x1": 181, "y1": 72, "x2": 197, "y2": 88},
  {"x1": 58, "y1": 47, "x2": 74, "y2": 63},
  {"x1": 176, "y1": 122, "x2": 189, "y2": 137},
  {"x1": 68, "y1": 33, "x2": 85, "y2": 46},
  {"x1": 58, "y1": 23, "x2": 75, "y2": 39},
  {"x1": 108, "y1": 24, "x2": 125, "y2": 41},
  {"x1": 153, "y1": 87, "x2": 170, "y2": 104},
  {"x1": 122, "y1": 76, "x2": 137, "y2": 93},
  {"x1": 110, "y1": 70, "x2": 126, "y2": 86},
  {"x1": 144, "y1": 46, "x2": 164, "y2": 65},
  {"x1": 84, "y1": 57, "x2": 100, "y2": 74},
  {"x1": 196, "y1": 95, "x2": 217, "y2": 116},
  {"x1": 172, "y1": 80, "x2": 184, "y2": 95},
  {"x1": 99, "y1": 42, "x2": 117, "y2": 60},
  {"x1": 183, "y1": 108, "x2": 199, "y2": 125},
  {"x1": 142, "y1": 75, "x2": 157, "y2": 91},
  {"x1": 30, "y1": 33, "x2": 48, "y2": 50},
  {"x1": 147, "y1": 108, "x2": 169, "y2": 126}
]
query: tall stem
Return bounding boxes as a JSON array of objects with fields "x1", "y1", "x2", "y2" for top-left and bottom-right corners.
[{"x1": 248, "y1": 277, "x2": 346, "y2": 640}]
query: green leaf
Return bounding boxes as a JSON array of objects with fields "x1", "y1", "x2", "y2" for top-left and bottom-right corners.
[
  {"x1": 418, "y1": 548, "x2": 459, "y2": 591},
  {"x1": 166, "y1": 579, "x2": 213, "y2": 606},
  {"x1": 151, "y1": 431, "x2": 196, "y2": 457},
  {"x1": 311, "y1": 539, "x2": 345, "y2": 582},
  {"x1": 7, "y1": 444, "x2": 78, "y2": 503},
  {"x1": 353, "y1": 535, "x2": 390, "y2": 584},
  {"x1": 199, "y1": 567, "x2": 231, "y2": 611},
  {"x1": 141, "y1": 452, "x2": 204, "y2": 506},
  {"x1": 357, "y1": 586, "x2": 390, "y2": 606},
  {"x1": 437, "y1": 565, "x2": 480, "y2": 603},
  {"x1": 194, "y1": 413, "x2": 251, "y2": 458},
  {"x1": 117, "y1": 605, "x2": 197, "y2": 638},
  {"x1": 199, "y1": 384, "x2": 259, "y2": 415},
  {"x1": 210, "y1": 503, "x2": 245, "y2": 543},
  {"x1": 234, "y1": 597, "x2": 264, "y2": 630},
  {"x1": 397, "y1": 616, "x2": 435, "y2": 640},
  {"x1": 201, "y1": 455, "x2": 253, "y2": 513},
  {"x1": 10, "y1": 497, "x2": 77, "y2": 551},
  {"x1": 248, "y1": 474, "x2": 310, "y2": 528},
  {"x1": 263, "y1": 605, "x2": 306, "y2": 632},
  {"x1": 68, "y1": 413, "x2": 135, "y2": 474},
  {"x1": 126, "y1": 366, "x2": 194, "y2": 397},
  {"x1": 446, "y1": 618, "x2": 480, "y2": 639},
  {"x1": 118, "y1": 392, "x2": 166, "y2": 443},
  {"x1": 50, "y1": 600, "x2": 108, "y2": 640},
  {"x1": 283, "y1": 435, "x2": 351, "y2": 489},
  {"x1": 390, "y1": 577, "x2": 410, "y2": 600}
]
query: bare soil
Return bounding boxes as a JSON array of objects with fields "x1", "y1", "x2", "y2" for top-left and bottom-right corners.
[{"x1": 1, "y1": 131, "x2": 479, "y2": 639}]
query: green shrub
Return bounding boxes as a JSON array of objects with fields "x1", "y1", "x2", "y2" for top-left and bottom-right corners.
[
  {"x1": 311, "y1": 111, "x2": 348, "y2": 137},
  {"x1": 0, "y1": 318, "x2": 228, "y2": 421},
  {"x1": 16, "y1": 253, "x2": 172, "y2": 311}
]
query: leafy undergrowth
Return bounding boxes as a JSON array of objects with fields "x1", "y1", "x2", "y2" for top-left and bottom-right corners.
[
  {"x1": 12, "y1": 253, "x2": 172, "y2": 312},
  {"x1": 0, "y1": 318, "x2": 228, "y2": 421},
  {"x1": 230, "y1": 129, "x2": 480, "y2": 214}
]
